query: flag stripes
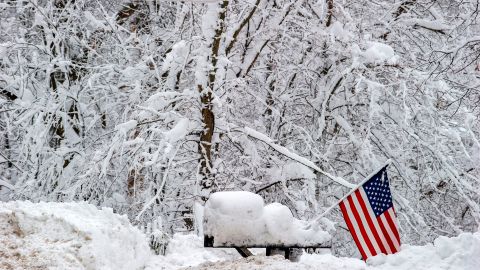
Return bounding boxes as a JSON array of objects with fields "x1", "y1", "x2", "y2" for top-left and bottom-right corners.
[
  {"x1": 355, "y1": 189, "x2": 389, "y2": 254},
  {"x1": 358, "y1": 188, "x2": 392, "y2": 253},
  {"x1": 339, "y1": 166, "x2": 401, "y2": 260}
]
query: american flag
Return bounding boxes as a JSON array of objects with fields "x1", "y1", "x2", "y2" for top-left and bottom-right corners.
[{"x1": 339, "y1": 166, "x2": 401, "y2": 260}]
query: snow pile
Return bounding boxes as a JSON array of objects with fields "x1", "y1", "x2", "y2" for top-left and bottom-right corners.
[
  {"x1": 187, "y1": 231, "x2": 480, "y2": 270},
  {"x1": 0, "y1": 201, "x2": 151, "y2": 270},
  {"x1": 203, "y1": 191, "x2": 331, "y2": 247},
  {"x1": 146, "y1": 234, "x2": 241, "y2": 269},
  {"x1": 360, "y1": 42, "x2": 397, "y2": 64},
  {"x1": 367, "y1": 231, "x2": 480, "y2": 270}
]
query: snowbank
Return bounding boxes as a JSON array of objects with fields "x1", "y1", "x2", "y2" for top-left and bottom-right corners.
[
  {"x1": 0, "y1": 201, "x2": 151, "y2": 270},
  {"x1": 203, "y1": 191, "x2": 331, "y2": 247},
  {"x1": 367, "y1": 231, "x2": 480, "y2": 270},
  {"x1": 187, "y1": 231, "x2": 480, "y2": 270},
  {"x1": 145, "y1": 234, "x2": 241, "y2": 269}
]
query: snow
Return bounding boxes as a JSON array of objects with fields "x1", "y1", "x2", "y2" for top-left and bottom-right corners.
[
  {"x1": 140, "y1": 91, "x2": 181, "y2": 116},
  {"x1": 266, "y1": 162, "x2": 316, "y2": 181},
  {"x1": 163, "y1": 118, "x2": 192, "y2": 143},
  {"x1": 363, "y1": 42, "x2": 397, "y2": 64},
  {"x1": 244, "y1": 127, "x2": 355, "y2": 188},
  {"x1": 0, "y1": 42, "x2": 9, "y2": 59},
  {"x1": 161, "y1": 41, "x2": 189, "y2": 90},
  {"x1": 0, "y1": 201, "x2": 151, "y2": 270},
  {"x1": 0, "y1": 177, "x2": 14, "y2": 190},
  {"x1": 263, "y1": 203, "x2": 294, "y2": 238},
  {"x1": 0, "y1": 201, "x2": 479, "y2": 270},
  {"x1": 115, "y1": 120, "x2": 138, "y2": 135},
  {"x1": 145, "y1": 234, "x2": 240, "y2": 269},
  {"x1": 185, "y1": 231, "x2": 480, "y2": 270},
  {"x1": 161, "y1": 41, "x2": 188, "y2": 73},
  {"x1": 402, "y1": 19, "x2": 451, "y2": 31},
  {"x1": 206, "y1": 191, "x2": 264, "y2": 219},
  {"x1": 204, "y1": 191, "x2": 332, "y2": 247},
  {"x1": 187, "y1": 254, "x2": 365, "y2": 270},
  {"x1": 329, "y1": 21, "x2": 351, "y2": 41},
  {"x1": 366, "y1": 231, "x2": 480, "y2": 270},
  {"x1": 84, "y1": 11, "x2": 107, "y2": 29}
]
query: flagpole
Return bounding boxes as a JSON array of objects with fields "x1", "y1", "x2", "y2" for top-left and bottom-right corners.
[{"x1": 310, "y1": 159, "x2": 392, "y2": 225}]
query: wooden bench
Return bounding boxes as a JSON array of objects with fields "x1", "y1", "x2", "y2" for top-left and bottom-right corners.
[
  {"x1": 204, "y1": 235, "x2": 331, "y2": 260},
  {"x1": 203, "y1": 191, "x2": 332, "y2": 260}
]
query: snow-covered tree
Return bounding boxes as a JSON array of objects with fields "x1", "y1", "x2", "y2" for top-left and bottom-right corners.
[{"x1": 0, "y1": 0, "x2": 478, "y2": 256}]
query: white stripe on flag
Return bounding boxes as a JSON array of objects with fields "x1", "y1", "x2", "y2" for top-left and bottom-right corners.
[
  {"x1": 359, "y1": 188, "x2": 393, "y2": 254},
  {"x1": 343, "y1": 199, "x2": 372, "y2": 258},
  {"x1": 351, "y1": 190, "x2": 382, "y2": 255},
  {"x1": 379, "y1": 210, "x2": 400, "y2": 251}
]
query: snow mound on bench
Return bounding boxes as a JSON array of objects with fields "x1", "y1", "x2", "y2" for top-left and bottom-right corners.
[
  {"x1": 204, "y1": 191, "x2": 331, "y2": 246},
  {"x1": 206, "y1": 191, "x2": 264, "y2": 219},
  {"x1": 0, "y1": 201, "x2": 151, "y2": 270}
]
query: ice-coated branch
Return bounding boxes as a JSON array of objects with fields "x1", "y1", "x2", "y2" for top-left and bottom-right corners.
[{"x1": 244, "y1": 127, "x2": 355, "y2": 188}]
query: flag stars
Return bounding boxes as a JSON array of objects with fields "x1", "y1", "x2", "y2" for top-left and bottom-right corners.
[{"x1": 363, "y1": 169, "x2": 394, "y2": 217}]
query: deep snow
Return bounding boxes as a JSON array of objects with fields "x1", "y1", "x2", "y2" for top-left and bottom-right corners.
[
  {"x1": 0, "y1": 201, "x2": 478, "y2": 270},
  {"x1": 0, "y1": 201, "x2": 150, "y2": 270}
]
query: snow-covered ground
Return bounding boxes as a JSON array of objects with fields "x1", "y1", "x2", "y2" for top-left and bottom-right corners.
[
  {"x1": 154, "y1": 233, "x2": 480, "y2": 270},
  {"x1": 0, "y1": 201, "x2": 150, "y2": 270},
  {"x1": 0, "y1": 201, "x2": 478, "y2": 270}
]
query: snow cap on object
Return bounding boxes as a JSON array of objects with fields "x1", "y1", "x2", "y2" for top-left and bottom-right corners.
[
  {"x1": 267, "y1": 162, "x2": 315, "y2": 182},
  {"x1": 204, "y1": 191, "x2": 332, "y2": 247},
  {"x1": 206, "y1": 191, "x2": 264, "y2": 219},
  {"x1": 263, "y1": 203, "x2": 294, "y2": 238},
  {"x1": 115, "y1": 120, "x2": 138, "y2": 135},
  {"x1": 363, "y1": 42, "x2": 397, "y2": 64},
  {"x1": 329, "y1": 21, "x2": 351, "y2": 41},
  {"x1": 163, "y1": 118, "x2": 192, "y2": 143}
]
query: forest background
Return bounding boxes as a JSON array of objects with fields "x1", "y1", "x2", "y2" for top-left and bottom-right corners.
[{"x1": 0, "y1": 0, "x2": 479, "y2": 257}]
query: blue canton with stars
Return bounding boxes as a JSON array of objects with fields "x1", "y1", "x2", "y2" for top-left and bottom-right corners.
[{"x1": 363, "y1": 167, "x2": 393, "y2": 217}]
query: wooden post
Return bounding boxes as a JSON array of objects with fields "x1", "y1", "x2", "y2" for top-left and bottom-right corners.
[
  {"x1": 284, "y1": 248, "x2": 290, "y2": 260},
  {"x1": 204, "y1": 235, "x2": 214, "y2": 247},
  {"x1": 235, "y1": 247, "x2": 253, "y2": 258}
]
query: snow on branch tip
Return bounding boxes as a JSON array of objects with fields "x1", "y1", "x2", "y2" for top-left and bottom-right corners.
[{"x1": 243, "y1": 127, "x2": 355, "y2": 188}]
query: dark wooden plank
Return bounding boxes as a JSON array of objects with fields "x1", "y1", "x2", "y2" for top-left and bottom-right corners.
[
  {"x1": 208, "y1": 244, "x2": 331, "y2": 248},
  {"x1": 204, "y1": 235, "x2": 331, "y2": 249},
  {"x1": 235, "y1": 247, "x2": 253, "y2": 258},
  {"x1": 204, "y1": 235, "x2": 214, "y2": 247}
]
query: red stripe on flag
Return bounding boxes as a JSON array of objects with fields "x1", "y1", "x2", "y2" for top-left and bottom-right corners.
[
  {"x1": 358, "y1": 188, "x2": 392, "y2": 254},
  {"x1": 340, "y1": 201, "x2": 368, "y2": 260},
  {"x1": 376, "y1": 214, "x2": 397, "y2": 253},
  {"x1": 354, "y1": 190, "x2": 388, "y2": 254},
  {"x1": 347, "y1": 196, "x2": 377, "y2": 257},
  {"x1": 385, "y1": 209, "x2": 401, "y2": 245}
]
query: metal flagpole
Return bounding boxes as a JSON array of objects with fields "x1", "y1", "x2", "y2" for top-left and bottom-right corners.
[{"x1": 308, "y1": 159, "x2": 392, "y2": 227}]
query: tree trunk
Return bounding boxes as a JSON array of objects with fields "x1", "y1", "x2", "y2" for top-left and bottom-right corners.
[{"x1": 198, "y1": 0, "x2": 229, "y2": 201}]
